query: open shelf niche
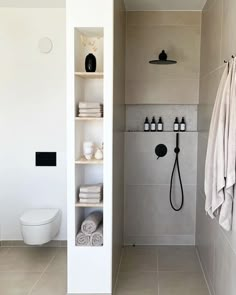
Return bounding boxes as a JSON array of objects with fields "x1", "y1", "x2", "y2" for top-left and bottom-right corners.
[{"x1": 74, "y1": 27, "x2": 104, "y2": 247}]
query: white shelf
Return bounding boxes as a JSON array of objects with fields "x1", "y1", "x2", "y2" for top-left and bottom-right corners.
[
  {"x1": 75, "y1": 157, "x2": 103, "y2": 165},
  {"x1": 75, "y1": 117, "x2": 103, "y2": 121},
  {"x1": 75, "y1": 72, "x2": 104, "y2": 79},
  {"x1": 75, "y1": 202, "x2": 103, "y2": 208}
]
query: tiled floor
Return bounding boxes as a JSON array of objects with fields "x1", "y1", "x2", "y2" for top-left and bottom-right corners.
[
  {"x1": 114, "y1": 246, "x2": 210, "y2": 295},
  {"x1": 0, "y1": 246, "x2": 66, "y2": 295},
  {"x1": 0, "y1": 245, "x2": 210, "y2": 295}
]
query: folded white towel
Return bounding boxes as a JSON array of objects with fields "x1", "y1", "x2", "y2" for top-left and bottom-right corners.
[
  {"x1": 79, "y1": 192, "x2": 102, "y2": 199},
  {"x1": 91, "y1": 224, "x2": 103, "y2": 246},
  {"x1": 79, "y1": 199, "x2": 102, "y2": 204},
  {"x1": 81, "y1": 211, "x2": 103, "y2": 235},
  {"x1": 76, "y1": 231, "x2": 90, "y2": 246},
  {"x1": 78, "y1": 113, "x2": 102, "y2": 117},
  {"x1": 80, "y1": 184, "x2": 103, "y2": 193},
  {"x1": 79, "y1": 102, "x2": 102, "y2": 109},
  {"x1": 79, "y1": 108, "x2": 103, "y2": 113}
]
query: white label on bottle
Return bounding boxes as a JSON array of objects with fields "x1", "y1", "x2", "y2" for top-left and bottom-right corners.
[
  {"x1": 158, "y1": 124, "x2": 162, "y2": 131},
  {"x1": 144, "y1": 124, "x2": 149, "y2": 131},
  {"x1": 151, "y1": 124, "x2": 156, "y2": 131},
  {"x1": 180, "y1": 124, "x2": 185, "y2": 131},
  {"x1": 174, "y1": 124, "x2": 179, "y2": 131}
]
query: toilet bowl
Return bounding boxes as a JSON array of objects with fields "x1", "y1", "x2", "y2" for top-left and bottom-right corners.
[{"x1": 20, "y1": 208, "x2": 61, "y2": 245}]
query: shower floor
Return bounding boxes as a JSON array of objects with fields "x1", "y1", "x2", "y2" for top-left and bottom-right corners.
[{"x1": 114, "y1": 246, "x2": 210, "y2": 295}]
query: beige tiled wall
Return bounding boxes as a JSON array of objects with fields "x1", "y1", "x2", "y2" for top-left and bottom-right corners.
[
  {"x1": 124, "y1": 132, "x2": 198, "y2": 245},
  {"x1": 197, "y1": 0, "x2": 236, "y2": 294},
  {"x1": 126, "y1": 11, "x2": 201, "y2": 104}
]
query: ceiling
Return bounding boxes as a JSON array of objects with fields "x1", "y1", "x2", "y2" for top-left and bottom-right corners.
[{"x1": 124, "y1": 0, "x2": 207, "y2": 11}]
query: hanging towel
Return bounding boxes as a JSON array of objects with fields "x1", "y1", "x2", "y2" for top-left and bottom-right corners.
[
  {"x1": 220, "y1": 58, "x2": 236, "y2": 230},
  {"x1": 76, "y1": 231, "x2": 90, "y2": 246},
  {"x1": 81, "y1": 211, "x2": 103, "y2": 235},
  {"x1": 204, "y1": 63, "x2": 232, "y2": 219},
  {"x1": 90, "y1": 224, "x2": 103, "y2": 246}
]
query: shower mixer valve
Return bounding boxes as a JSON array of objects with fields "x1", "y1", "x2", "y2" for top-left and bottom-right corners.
[{"x1": 155, "y1": 144, "x2": 168, "y2": 160}]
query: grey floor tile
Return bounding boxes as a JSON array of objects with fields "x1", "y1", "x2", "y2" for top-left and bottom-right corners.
[
  {"x1": 30, "y1": 272, "x2": 67, "y2": 295},
  {"x1": 120, "y1": 246, "x2": 158, "y2": 272},
  {"x1": 0, "y1": 247, "x2": 9, "y2": 257},
  {"x1": 158, "y1": 246, "x2": 201, "y2": 272},
  {"x1": 0, "y1": 272, "x2": 40, "y2": 295},
  {"x1": 0, "y1": 247, "x2": 57, "y2": 272},
  {"x1": 46, "y1": 248, "x2": 67, "y2": 273},
  {"x1": 158, "y1": 271, "x2": 208, "y2": 295},
  {"x1": 115, "y1": 271, "x2": 158, "y2": 295}
]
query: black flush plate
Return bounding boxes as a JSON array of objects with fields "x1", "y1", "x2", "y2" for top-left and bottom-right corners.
[{"x1": 35, "y1": 152, "x2": 57, "y2": 167}]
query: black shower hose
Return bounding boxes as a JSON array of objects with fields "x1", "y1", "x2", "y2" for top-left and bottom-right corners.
[{"x1": 169, "y1": 133, "x2": 184, "y2": 211}]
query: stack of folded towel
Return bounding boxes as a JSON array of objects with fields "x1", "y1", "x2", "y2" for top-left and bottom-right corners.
[
  {"x1": 78, "y1": 102, "x2": 103, "y2": 118},
  {"x1": 79, "y1": 183, "x2": 103, "y2": 204},
  {"x1": 76, "y1": 211, "x2": 103, "y2": 246}
]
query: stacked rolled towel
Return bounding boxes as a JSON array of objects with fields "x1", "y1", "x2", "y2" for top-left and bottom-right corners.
[
  {"x1": 91, "y1": 224, "x2": 103, "y2": 246},
  {"x1": 76, "y1": 211, "x2": 103, "y2": 246},
  {"x1": 78, "y1": 102, "x2": 103, "y2": 118},
  {"x1": 76, "y1": 231, "x2": 90, "y2": 246},
  {"x1": 79, "y1": 183, "x2": 103, "y2": 204}
]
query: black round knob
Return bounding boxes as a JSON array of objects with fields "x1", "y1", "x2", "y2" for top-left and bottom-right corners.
[{"x1": 155, "y1": 144, "x2": 168, "y2": 158}]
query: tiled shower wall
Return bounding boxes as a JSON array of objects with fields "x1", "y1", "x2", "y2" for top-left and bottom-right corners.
[
  {"x1": 196, "y1": 0, "x2": 236, "y2": 294},
  {"x1": 124, "y1": 11, "x2": 201, "y2": 245}
]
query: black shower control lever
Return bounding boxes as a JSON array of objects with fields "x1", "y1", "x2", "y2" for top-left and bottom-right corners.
[{"x1": 155, "y1": 144, "x2": 168, "y2": 160}]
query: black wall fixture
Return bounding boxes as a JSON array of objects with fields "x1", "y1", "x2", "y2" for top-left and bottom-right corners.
[
  {"x1": 155, "y1": 144, "x2": 168, "y2": 159},
  {"x1": 35, "y1": 152, "x2": 57, "y2": 167},
  {"x1": 149, "y1": 50, "x2": 177, "y2": 65}
]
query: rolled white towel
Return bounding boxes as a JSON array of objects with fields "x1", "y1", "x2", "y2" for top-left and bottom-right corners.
[
  {"x1": 91, "y1": 224, "x2": 103, "y2": 246},
  {"x1": 81, "y1": 211, "x2": 103, "y2": 235},
  {"x1": 76, "y1": 231, "x2": 90, "y2": 246}
]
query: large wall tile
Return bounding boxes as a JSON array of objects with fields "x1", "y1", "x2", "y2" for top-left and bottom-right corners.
[
  {"x1": 197, "y1": 132, "x2": 208, "y2": 194},
  {"x1": 124, "y1": 131, "x2": 197, "y2": 245},
  {"x1": 200, "y1": 0, "x2": 223, "y2": 77},
  {"x1": 125, "y1": 132, "x2": 198, "y2": 186},
  {"x1": 124, "y1": 184, "x2": 196, "y2": 245},
  {"x1": 213, "y1": 229, "x2": 236, "y2": 295},
  {"x1": 127, "y1": 11, "x2": 201, "y2": 26},
  {"x1": 221, "y1": 0, "x2": 236, "y2": 62},
  {"x1": 196, "y1": 191, "x2": 216, "y2": 294},
  {"x1": 126, "y1": 11, "x2": 201, "y2": 104},
  {"x1": 197, "y1": 1, "x2": 236, "y2": 294}
]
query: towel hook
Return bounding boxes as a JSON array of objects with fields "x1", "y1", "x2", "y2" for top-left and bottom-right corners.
[{"x1": 224, "y1": 55, "x2": 235, "y2": 63}]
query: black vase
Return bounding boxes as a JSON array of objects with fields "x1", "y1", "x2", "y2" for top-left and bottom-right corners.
[{"x1": 85, "y1": 53, "x2": 96, "y2": 72}]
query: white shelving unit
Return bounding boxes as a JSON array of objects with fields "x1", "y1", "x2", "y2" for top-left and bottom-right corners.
[
  {"x1": 74, "y1": 28, "x2": 104, "y2": 247},
  {"x1": 67, "y1": 1, "x2": 113, "y2": 293}
]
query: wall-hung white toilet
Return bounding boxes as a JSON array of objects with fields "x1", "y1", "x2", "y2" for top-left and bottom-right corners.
[{"x1": 20, "y1": 208, "x2": 61, "y2": 245}]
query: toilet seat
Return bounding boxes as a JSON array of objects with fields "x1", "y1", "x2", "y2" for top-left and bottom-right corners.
[{"x1": 20, "y1": 209, "x2": 60, "y2": 226}]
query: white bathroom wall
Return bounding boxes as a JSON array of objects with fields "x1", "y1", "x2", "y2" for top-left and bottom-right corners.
[{"x1": 0, "y1": 7, "x2": 66, "y2": 241}]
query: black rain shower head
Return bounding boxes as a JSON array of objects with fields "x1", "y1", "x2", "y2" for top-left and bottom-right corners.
[{"x1": 149, "y1": 50, "x2": 177, "y2": 65}]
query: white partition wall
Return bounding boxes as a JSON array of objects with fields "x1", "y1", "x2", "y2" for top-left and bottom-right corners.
[{"x1": 66, "y1": 0, "x2": 114, "y2": 294}]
